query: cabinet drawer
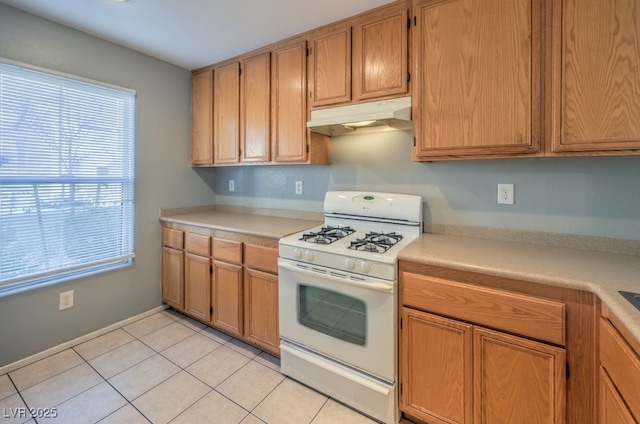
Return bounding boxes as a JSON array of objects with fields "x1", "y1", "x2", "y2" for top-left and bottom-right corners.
[
  {"x1": 162, "y1": 228, "x2": 184, "y2": 249},
  {"x1": 402, "y1": 272, "x2": 566, "y2": 346},
  {"x1": 600, "y1": 318, "x2": 640, "y2": 420},
  {"x1": 185, "y1": 233, "x2": 210, "y2": 256},
  {"x1": 213, "y1": 238, "x2": 242, "y2": 264},
  {"x1": 245, "y1": 244, "x2": 278, "y2": 274}
]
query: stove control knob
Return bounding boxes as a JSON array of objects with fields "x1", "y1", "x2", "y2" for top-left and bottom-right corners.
[
  {"x1": 293, "y1": 248, "x2": 302, "y2": 259},
  {"x1": 359, "y1": 260, "x2": 371, "y2": 274},
  {"x1": 305, "y1": 250, "x2": 315, "y2": 262},
  {"x1": 344, "y1": 258, "x2": 355, "y2": 270}
]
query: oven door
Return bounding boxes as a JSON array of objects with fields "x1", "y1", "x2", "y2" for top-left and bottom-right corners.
[{"x1": 278, "y1": 258, "x2": 396, "y2": 381}]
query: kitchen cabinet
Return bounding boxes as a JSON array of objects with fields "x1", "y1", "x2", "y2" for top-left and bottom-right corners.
[
  {"x1": 399, "y1": 261, "x2": 597, "y2": 424},
  {"x1": 161, "y1": 223, "x2": 284, "y2": 355},
  {"x1": 352, "y1": 0, "x2": 409, "y2": 101},
  {"x1": 549, "y1": 0, "x2": 640, "y2": 155},
  {"x1": 161, "y1": 228, "x2": 184, "y2": 310},
  {"x1": 244, "y1": 243, "x2": 280, "y2": 355},
  {"x1": 241, "y1": 52, "x2": 271, "y2": 162},
  {"x1": 213, "y1": 60, "x2": 241, "y2": 165},
  {"x1": 308, "y1": 24, "x2": 351, "y2": 107},
  {"x1": 598, "y1": 305, "x2": 640, "y2": 423},
  {"x1": 212, "y1": 237, "x2": 243, "y2": 337},
  {"x1": 307, "y1": 0, "x2": 409, "y2": 108},
  {"x1": 191, "y1": 70, "x2": 214, "y2": 166},
  {"x1": 271, "y1": 38, "x2": 330, "y2": 164},
  {"x1": 184, "y1": 232, "x2": 212, "y2": 322},
  {"x1": 411, "y1": 0, "x2": 543, "y2": 160}
]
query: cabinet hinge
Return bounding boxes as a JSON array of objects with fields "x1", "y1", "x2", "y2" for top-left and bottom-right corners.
[
  {"x1": 210, "y1": 306, "x2": 213, "y2": 315},
  {"x1": 407, "y1": 17, "x2": 411, "y2": 28},
  {"x1": 407, "y1": 72, "x2": 411, "y2": 82},
  {"x1": 414, "y1": 16, "x2": 417, "y2": 26},
  {"x1": 210, "y1": 265, "x2": 213, "y2": 274},
  {"x1": 566, "y1": 363, "x2": 570, "y2": 380},
  {"x1": 400, "y1": 317, "x2": 403, "y2": 330},
  {"x1": 238, "y1": 67, "x2": 242, "y2": 76},
  {"x1": 413, "y1": 136, "x2": 417, "y2": 147},
  {"x1": 306, "y1": 144, "x2": 309, "y2": 154}
]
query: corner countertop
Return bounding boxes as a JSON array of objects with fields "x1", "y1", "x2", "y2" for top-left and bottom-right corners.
[
  {"x1": 159, "y1": 208, "x2": 322, "y2": 240},
  {"x1": 399, "y1": 233, "x2": 640, "y2": 344}
]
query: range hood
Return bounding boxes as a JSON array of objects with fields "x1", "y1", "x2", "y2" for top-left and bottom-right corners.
[{"x1": 307, "y1": 96, "x2": 411, "y2": 136}]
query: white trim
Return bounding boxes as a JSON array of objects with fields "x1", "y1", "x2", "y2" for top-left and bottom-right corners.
[
  {"x1": 0, "y1": 56, "x2": 137, "y2": 94},
  {"x1": 0, "y1": 305, "x2": 168, "y2": 375}
]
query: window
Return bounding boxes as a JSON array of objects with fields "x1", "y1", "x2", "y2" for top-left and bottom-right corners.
[{"x1": 0, "y1": 59, "x2": 135, "y2": 294}]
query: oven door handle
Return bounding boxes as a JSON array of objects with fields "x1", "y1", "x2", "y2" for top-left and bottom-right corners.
[{"x1": 278, "y1": 260, "x2": 394, "y2": 293}]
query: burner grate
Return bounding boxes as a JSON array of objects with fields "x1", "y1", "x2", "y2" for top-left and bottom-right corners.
[
  {"x1": 348, "y1": 231, "x2": 403, "y2": 253},
  {"x1": 300, "y1": 226, "x2": 355, "y2": 245}
]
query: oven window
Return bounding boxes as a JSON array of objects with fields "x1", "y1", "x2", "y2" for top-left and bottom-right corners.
[{"x1": 298, "y1": 285, "x2": 366, "y2": 346}]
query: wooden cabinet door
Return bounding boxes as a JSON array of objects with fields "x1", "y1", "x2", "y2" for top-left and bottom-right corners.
[
  {"x1": 184, "y1": 253, "x2": 211, "y2": 322},
  {"x1": 161, "y1": 246, "x2": 184, "y2": 310},
  {"x1": 244, "y1": 268, "x2": 279, "y2": 355},
  {"x1": 353, "y1": 1, "x2": 408, "y2": 101},
  {"x1": 474, "y1": 327, "x2": 566, "y2": 424},
  {"x1": 400, "y1": 308, "x2": 473, "y2": 424},
  {"x1": 212, "y1": 260, "x2": 243, "y2": 337},
  {"x1": 191, "y1": 70, "x2": 213, "y2": 165},
  {"x1": 598, "y1": 367, "x2": 636, "y2": 424},
  {"x1": 550, "y1": 0, "x2": 640, "y2": 153},
  {"x1": 214, "y1": 61, "x2": 240, "y2": 165},
  {"x1": 309, "y1": 25, "x2": 352, "y2": 107},
  {"x1": 412, "y1": 0, "x2": 542, "y2": 160},
  {"x1": 241, "y1": 52, "x2": 271, "y2": 162},
  {"x1": 271, "y1": 39, "x2": 308, "y2": 163}
]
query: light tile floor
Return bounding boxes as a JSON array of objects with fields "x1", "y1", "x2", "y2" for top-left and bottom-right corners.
[{"x1": 0, "y1": 309, "x2": 412, "y2": 424}]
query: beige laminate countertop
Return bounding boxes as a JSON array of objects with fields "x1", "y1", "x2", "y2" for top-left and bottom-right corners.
[
  {"x1": 399, "y1": 233, "x2": 640, "y2": 344},
  {"x1": 159, "y1": 210, "x2": 321, "y2": 239}
]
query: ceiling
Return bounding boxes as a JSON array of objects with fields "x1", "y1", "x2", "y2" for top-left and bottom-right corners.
[{"x1": 0, "y1": 0, "x2": 395, "y2": 70}]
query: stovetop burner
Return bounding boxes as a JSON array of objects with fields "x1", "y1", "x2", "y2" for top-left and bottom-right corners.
[
  {"x1": 348, "y1": 232, "x2": 403, "y2": 254},
  {"x1": 300, "y1": 226, "x2": 355, "y2": 245}
]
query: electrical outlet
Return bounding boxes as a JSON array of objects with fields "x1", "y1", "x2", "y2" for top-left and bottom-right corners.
[
  {"x1": 228, "y1": 179, "x2": 235, "y2": 192},
  {"x1": 295, "y1": 181, "x2": 303, "y2": 195},
  {"x1": 59, "y1": 290, "x2": 74, "y2": 311},
  {"x1": 497, "y1": 184, "x2": 515, "y2": 205}
]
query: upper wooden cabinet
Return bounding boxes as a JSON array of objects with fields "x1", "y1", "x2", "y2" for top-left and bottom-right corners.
[
  {"x1": 191, "y1": 70, "x2": 214, "y2": 166},
  {"x1": 213, "y1": 60, "x2": 241, "y2": 165},
  {"x1": 271, "y1": 39, "x2": 331, "y2": 164},
  {"x1": 241, "y1": 52, "x2": 271, "y2": 162},
  {"x1": 308, "y1": 1, "x2": 410, "y2": 108},
  {"x1": 549, "y1": 0, "x2": 640, "y2": 154},
  {"x1": 353, "y1": 0, "x2": 409, "y2": 101},
  {"x1": 412, "y1": 0, "x2": 543, "y2": 160},
  {"x1": 309, "y1": 25, "x2": 352, "y2": 107}
]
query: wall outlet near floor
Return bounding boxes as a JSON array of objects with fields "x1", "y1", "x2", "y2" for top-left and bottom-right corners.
[
  {"x1": 295, "y1": 180, "x2": 303, "y2": 195},
  {"x1": 228, "y1": 179, "x2": 235, "y2": 192},
  {"x1": 59, "y1": 290, "x2": 74, "y2": 310},
  {"x1": 497, "y1": 183, "x2": 515, "y2": 205}
]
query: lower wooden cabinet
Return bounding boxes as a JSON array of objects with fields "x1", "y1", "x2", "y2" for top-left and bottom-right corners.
[
  {"x1": 212, "y1": 260, "x2": 243, "y2": 336},
  {"x1": 401, "y1": 307, "x2": 566, "y2": 424},
  {"x1": 161, "y1": 225, "x2": 281, "y2": 356},
  {"x1": 598, "y1": 309, "x2": 640, "y2": 424},
  {"x1": 398, "y1": 261, "x2": 591, "y2": 424}
]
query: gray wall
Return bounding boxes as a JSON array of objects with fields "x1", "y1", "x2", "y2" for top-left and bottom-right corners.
[
  {"x1": 215, "y1": 130, "x2": 640, "y2": 241},
  {"x1": 0, "y1": 4, "x2": 216, "y2": 367}
]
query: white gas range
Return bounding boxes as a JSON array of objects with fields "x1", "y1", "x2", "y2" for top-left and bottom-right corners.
[{"x1": 278, "y1": 191, "x2": 422, "y2": 424}]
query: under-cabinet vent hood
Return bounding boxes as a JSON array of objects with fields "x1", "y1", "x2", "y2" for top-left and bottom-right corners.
[{"x1": 307, "y1": 96, "x2": 411, "y2": 136}]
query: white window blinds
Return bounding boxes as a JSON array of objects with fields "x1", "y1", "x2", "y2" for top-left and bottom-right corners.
[{"x1": 0, "y1": 59, "x2": 136, "y2": 292}]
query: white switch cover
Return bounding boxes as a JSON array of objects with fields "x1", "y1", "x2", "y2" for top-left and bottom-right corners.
[
  {"x1": 295, "y1": 181, "x2": 303, "y2": 195},
  {"x1": 59, "y1": 290, "x2": 74, "y2": 310},
  {"x1": 229, "y1": 179, "x2": 235, "y2": 192}
]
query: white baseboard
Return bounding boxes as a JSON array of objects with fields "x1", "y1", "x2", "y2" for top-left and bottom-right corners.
[{"x1": 0, "y1": 305, "x2": 168, "y2": 375}]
